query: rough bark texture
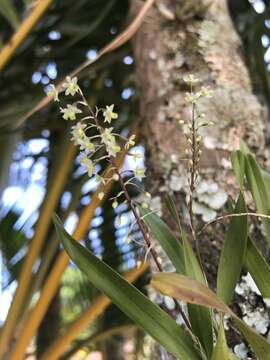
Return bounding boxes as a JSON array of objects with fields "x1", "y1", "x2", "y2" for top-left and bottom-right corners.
[{"x1": 131, "y1": 0, "x2": 268, "y2": 357}]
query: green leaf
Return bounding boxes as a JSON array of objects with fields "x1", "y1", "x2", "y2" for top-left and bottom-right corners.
[
  {"x1": 232, "y1": 317, "x2": 270, "y2": 360},
  {"x1": 152, "y1": 273, "x2": 270, "y2": 360},
  {"x1": 245, "y1": 238, "x2": 270, "y2": 299},
  {"x1": 236, "y1": 145, "x2": 270, "y2": 203},
  {"x1": 227, "y1": 196, "x2": 234, "y2": 214},
  {"x1": 231, "y1": 150, "x2": 245, "y2": 189},
  {"x1": 182, "y1": 234, "x2": 206, "y2": 288},
  {"x1": 262, "y1": 170, "x2": 270, "y2": 206},
  {"x1": 0, "y1": 0, "x2": 19, "y2": 29},
  {"x1": 211, "y1": 322, "x2": 237, "y2": 360},
  {"x1": 217, "y1": 193, "x2": 248, "y2": 304},
  {"x1": 53, "y1": 215, "x2": 199, "y2": 360},
  {"x1": 139, "y1": 207, "x2": 185, "y2": 273},
  {"x1": 240, "y1": 140, "x2": 251, "y2": 155},
  {"x1": 245, "y1": 154, "x2": 270, "y2": 244},
  {"x1": 164, "y1": 194, "x2": 183, "y2": 232},
  {"x1": 183, "y1": 235, "x2": 213, "y2": 358}
]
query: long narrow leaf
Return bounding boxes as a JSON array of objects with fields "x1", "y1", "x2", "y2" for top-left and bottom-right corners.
[
  {"x1": 183, "y1": 235, "x2": 213, "y2": 357},
  {"x1": 262, "y1": 170, "x2": 270, "y2": 205},
  {"x1": 232, "y1": 317, "x2": 270, "y2": 360},
  {"x1": 245, "y1": 154, "x2": 270, "y2": 244},
  {"x1": 231, "y1": 151, "x2": 245, "y2": 189},
  {"x1": 139, "y1": 207, "x2": 185, "y2": 273},
  {"x1": 54, "y1": 215, "x2": 199, "y2": 360},
  {"x1": 237, "y1": 145, "x2": 270, "y2": 203},
  {"x1": 217, "y1": 193, "x2": 248, "y2": 304},
  {"x1": 211, "y1": 322, "x2": 237, "y2": 360},
  {"x1": 164, "y1": 194, "x2": 183, "y2": 232},
  {"x1": 245, "y1": 238, "x2": 270, "y2": 298},
  {"x1": 152, "y1": 273, "x2": 270, "y2": 360}
]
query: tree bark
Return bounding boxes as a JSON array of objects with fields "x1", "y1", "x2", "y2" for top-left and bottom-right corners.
[{"x1": 131, "y1": 0, "x2": 267, "y2": 356}]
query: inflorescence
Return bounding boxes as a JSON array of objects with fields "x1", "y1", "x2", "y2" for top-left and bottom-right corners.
[
  {"x1": 47, "y1": 77, "x2": 145, "y2": 210},
  {"x1": 179, "y1": 74, "x2": 213, "y2": 231},
  {"x1": 47, "y1": 75, "x2": 215, "y2": 345},
  {"x1": 47, "y1": 76, "x2": 169, "y2": 273}
]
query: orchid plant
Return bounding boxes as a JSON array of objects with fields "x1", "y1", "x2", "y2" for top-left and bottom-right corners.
[{"x1": 50, "y1": 75, "x2": 270, "y2": 360}]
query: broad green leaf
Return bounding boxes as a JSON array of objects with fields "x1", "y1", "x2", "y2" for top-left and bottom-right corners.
[
  {"x1": 54, "y1": 215, "x2": 199, "y2": 360},
  {"x1": 245, "y1": 238, "x2": 270, "y2": 299},
  {"x1": 245, "y1": 154, "x2": 270, "y2": 243},
  {"x1": 217, "y1": 193, "x2": 248, "y2": 304},
  {"x1": 231, "y1": 151, "x2": 245, "y2": 189},
  {"x1": 139, "y1": 207, "x2": 185, "y2": 273},
  {"x1": 152, "y1": 273, "x2": 270, "y2": 360},
  {"x1": 0, "y1": 0, "x2": 19, "y2": 29},
  {"x1": 183, "y1": 235, "x2": 213, "y2": 358},
  {"x1": 211, "y1": 322, "x2": 237, "y2": 360}
]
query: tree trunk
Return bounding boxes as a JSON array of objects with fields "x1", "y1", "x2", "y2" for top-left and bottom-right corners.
[{"x1": 131, "y1": 0, "x2": 267, "y2": 356}]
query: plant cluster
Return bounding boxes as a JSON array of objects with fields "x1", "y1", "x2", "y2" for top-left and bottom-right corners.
[{"x1": 51, "y1": 76, "x2": 270, "y2": 360}]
